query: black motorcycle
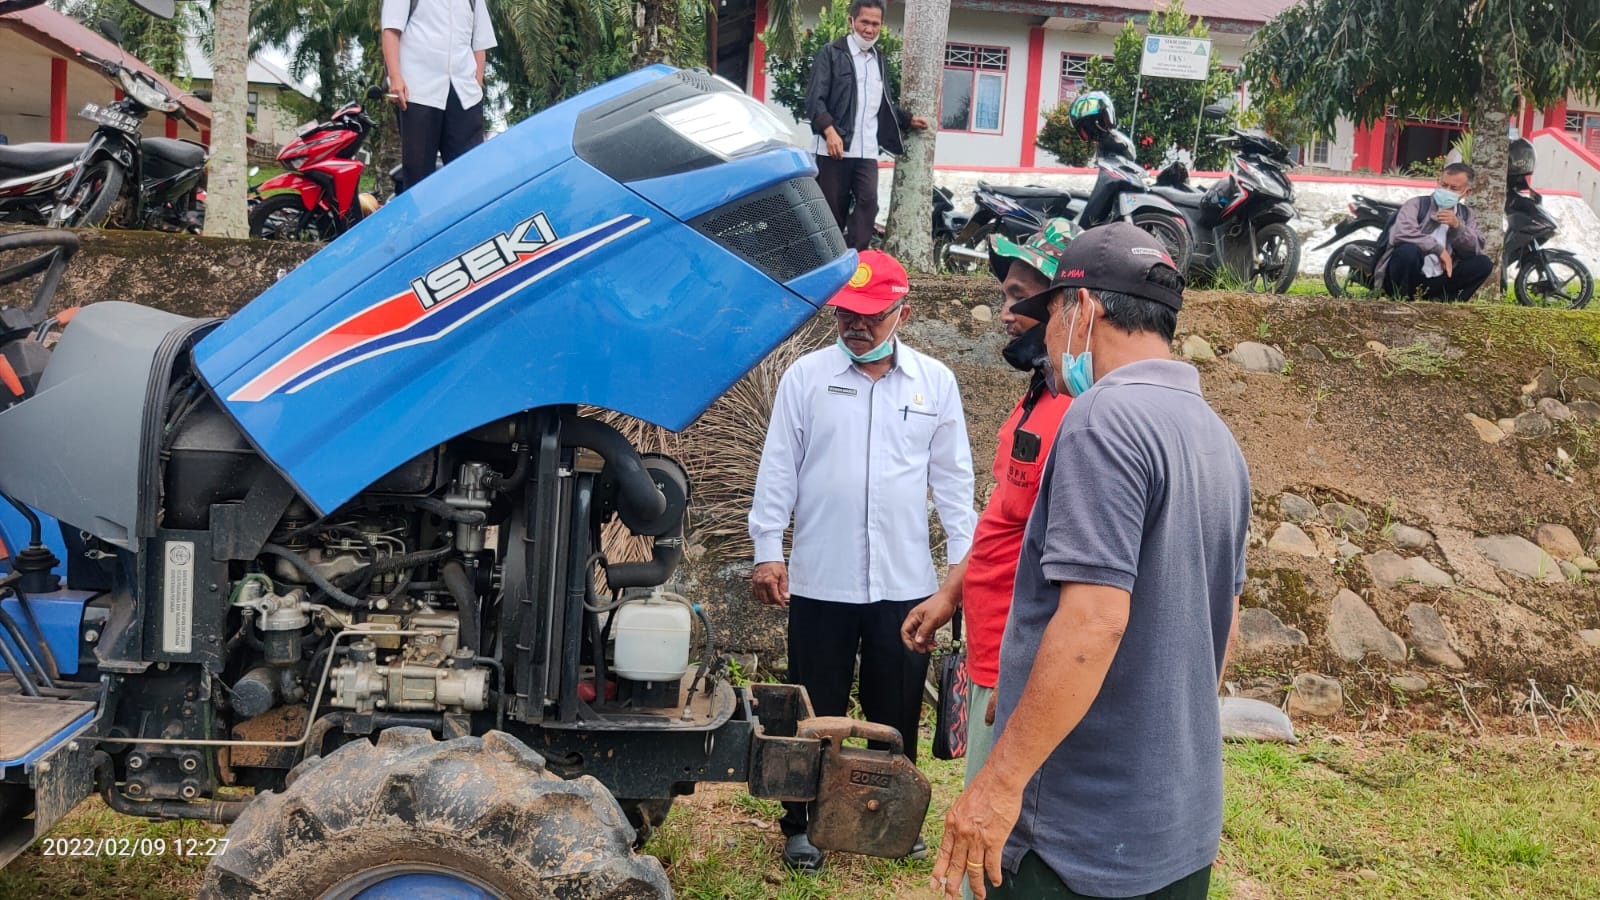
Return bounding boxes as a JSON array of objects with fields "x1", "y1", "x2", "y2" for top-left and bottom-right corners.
[
  {"x1": 0, "y1": 143, "x2": 87, "y2": 225},
  {"x1": 953, "y1": 128, "x2": 1192, "y2": 272},
  {"x1": 1501, "y1": 141, "x2": 1591, "y2": 309},
  {"x1": 1322, "y1": 143, "x2": 1591, "y2": 309},
  {"x1": 1317, "y1": 194, "x2": 1398, "y2": 298},
  {"x1": 1150, "y1": 123, "x2": 1301, "y2": 294},
  {"x1": 47, "y1": 44, "x2": 207, "y2": 232},
  {"x1": 865, "y1": 186, "x2": 973, "y2": 273}
]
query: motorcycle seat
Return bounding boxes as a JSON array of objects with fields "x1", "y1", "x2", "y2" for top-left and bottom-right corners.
[
  {"x1": 979, "y1": 181, "x2": 1067, "y2": 199},
  {"x1": 0, "y1": 142, "x2": 88, "y2": 176},
  {"x1": 1353, "y1": 194, "x2": 1399, "y2": 211},
  {"x1": 1149, "y1": 186, "x2": 1205, "y2": 209},
  {"x1": 144, "y1": 138, "x2": 208, "y2": 170}
]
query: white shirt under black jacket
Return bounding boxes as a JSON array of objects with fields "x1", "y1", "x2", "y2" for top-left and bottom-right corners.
[
  {"x1": 749, "y1": 341, "x2": 977, "y2": 604},
  {"x1": 380, "y1": 0, "x2": 498, "y2": 111},
  {"x1": 811, "y1": 32, "x2": 883, "y2": 160}
]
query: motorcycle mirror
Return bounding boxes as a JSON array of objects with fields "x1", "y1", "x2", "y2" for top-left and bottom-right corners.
[
  {"x1": 127, "y1": 0, "x2": 175, "y2": 18},
  {"x1": 366, "y1": 85, "x2": 386, "y2": 101},
  {"x1": 192, "y1": 89, "x2": 213, "y2": 102},
  {"x1": 95, "y1": 16, "x2": 125, "y2": 46},
  {"x1": 1202, "y1": 104, "x2": 1230, "y2": 121}
]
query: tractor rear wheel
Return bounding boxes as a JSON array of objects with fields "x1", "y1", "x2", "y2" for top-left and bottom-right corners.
[{"x1": 201, "y1": 727, "x2": 669, "y2": 899}]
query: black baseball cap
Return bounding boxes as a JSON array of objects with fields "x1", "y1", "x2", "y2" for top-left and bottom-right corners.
[{"x1": 1011, "y1": 222, "x2": 1185, "y2": 319}]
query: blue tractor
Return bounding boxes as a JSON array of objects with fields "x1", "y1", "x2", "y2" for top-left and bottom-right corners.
[{"x1": 0, "y1": 67, "x2": 929, "y2": 897}]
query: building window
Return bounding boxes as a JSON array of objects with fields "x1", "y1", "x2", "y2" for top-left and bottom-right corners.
[
  {"x1": 941, "y1": 43, "x2": 1008, "y2": 133},
  {"x1": 247, "y1": 90, "x2": 259, "y2": 117},
  {"x1": 1059, "y1": 53, "x2": 1094, "y2": 104},
  {"x1": 1567, "y1": 111, "x2": 1586, "y2": 134},
  {"x1": 1310, "y1": 137, "x2": 1331, "y2": 166}
]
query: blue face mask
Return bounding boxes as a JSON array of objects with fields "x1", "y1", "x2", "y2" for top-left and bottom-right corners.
[
  {"x1": 837, "y1": 316, "x2": 900, "y2": 364},
  {"x1": 1059, "y1": 302, "x2": 1097, "y2": 398},
  {"x1": 1432, "y1": 188, "x2": 1460, "y2": 209}
]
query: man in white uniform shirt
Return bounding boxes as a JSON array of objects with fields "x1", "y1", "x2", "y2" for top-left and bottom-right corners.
[
  {"x1": 380, "y1": 0, "x2": 497, "y2": 193},
  {"x1": 749, "y1": 250, "x2": 977, "y2": 873}
]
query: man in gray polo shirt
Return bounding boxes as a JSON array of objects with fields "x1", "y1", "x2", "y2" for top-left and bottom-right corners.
[{"x1": 932, "y1": 222, "x2": 1250, "y2": 900}]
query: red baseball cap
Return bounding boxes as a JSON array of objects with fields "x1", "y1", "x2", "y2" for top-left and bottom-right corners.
[{"x1": 826, "y1": 250, "x2": 911, "y2": 315}]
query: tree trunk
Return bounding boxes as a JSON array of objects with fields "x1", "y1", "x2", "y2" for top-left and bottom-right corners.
[
  {"x1": 317, "y1": 50, "x2": 340, "y2": 119},
  {"x1": 706, "y1": 4, "x2": 718, "y2": 72},
  {"x1": 1473, "y1": 68, "x2": 1509, "y2": 283},
  {"x1": 205, "y1": 0, "x2": 251, "y2": 239},
  {"x1": 632, "y1": 0, "x2": 679, "y2": 68},
  {"x1": 884, "y1": 0, "x2": 950, "y2": 273}
]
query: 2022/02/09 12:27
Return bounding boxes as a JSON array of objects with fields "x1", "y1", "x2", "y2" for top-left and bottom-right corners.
[{"x1": 38, "y1": 837, "x2": 230, "y2": 856}]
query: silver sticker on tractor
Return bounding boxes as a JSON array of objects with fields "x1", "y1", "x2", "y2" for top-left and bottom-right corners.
[{"x1": 163, "y1": 541, "x2": 195, "y2": 654}]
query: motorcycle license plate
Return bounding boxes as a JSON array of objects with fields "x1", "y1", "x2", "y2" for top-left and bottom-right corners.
[{"x1": 79, "y1": 102, "x2": 140, "y2": 134}]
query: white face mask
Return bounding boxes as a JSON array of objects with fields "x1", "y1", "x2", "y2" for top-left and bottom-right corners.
[{"x1": 848, "y1": 28, "x2": 878, "y2": 52}]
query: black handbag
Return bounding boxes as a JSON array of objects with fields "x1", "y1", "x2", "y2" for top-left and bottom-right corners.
[{"x1": 931, "y1": 609, "x2": 970, "y2": 760}]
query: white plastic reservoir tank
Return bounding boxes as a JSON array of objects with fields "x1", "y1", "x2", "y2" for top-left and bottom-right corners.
[{"x1": 612, "y1": 592, "x2": 693, "y2": 682}]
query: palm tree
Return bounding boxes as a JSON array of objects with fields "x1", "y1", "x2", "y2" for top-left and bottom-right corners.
[
  {"x1": 490, "y1": 0, "x2": 721, "y2": 122},
  {"x1": 250, "y1": 0, "x2": 382, "y2": 118}
]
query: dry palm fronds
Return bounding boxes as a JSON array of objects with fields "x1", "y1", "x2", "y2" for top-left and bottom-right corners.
[{"x1": 581, "y1": 315, "x2": 834, "y2": 580}]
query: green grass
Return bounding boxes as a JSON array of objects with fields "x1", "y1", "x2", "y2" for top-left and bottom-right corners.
[
  {"x1": 1215, "y1": 733, "x2": 1600, "y2": 899},
  {"x1": 3, "y1": 730, "x2": 1596, "y2": 899}
]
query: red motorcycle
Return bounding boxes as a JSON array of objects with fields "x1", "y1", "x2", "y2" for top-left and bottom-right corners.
[{"x1": 249, "y1": 89, "x2": 383, "y2": 242}]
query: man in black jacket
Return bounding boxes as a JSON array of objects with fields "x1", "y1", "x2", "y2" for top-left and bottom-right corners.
[{"x1": 804, "y1": 0, "x2": 928, "y2": 250}]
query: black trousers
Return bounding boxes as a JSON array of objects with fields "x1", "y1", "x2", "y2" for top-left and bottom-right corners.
[
  {"x1": 814, "y1": 155, "x2": 880, "y2": 251},
  {"x1": 990, "y1": 853, "x2": 1211, "y2": 899},
  {"x1": 398, "y1": 87, "x2": 484, "y2": 194},
  {"x1": 1384, "y1": 242, "x2": 1494, "y2": 302},
  {"x1": 780, "y1": 594, "x2": 929, "y2": 837}
]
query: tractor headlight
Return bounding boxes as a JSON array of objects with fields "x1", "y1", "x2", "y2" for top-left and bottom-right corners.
[{"x1": 654, "y1": 91, "x2": 791, "y2": 161}]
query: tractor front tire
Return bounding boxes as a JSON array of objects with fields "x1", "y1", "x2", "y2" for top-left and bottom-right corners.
[{"x1": 201, "y1": 727, "x2": 669, "y2": 900}]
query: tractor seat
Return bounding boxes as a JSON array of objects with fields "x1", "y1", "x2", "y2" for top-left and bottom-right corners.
[
  {"x1": 0, "y1": 143, "x2": 88, "y2": 178},
  {"x1": 143, "y1": 138, "x2": 207, "y2": 170},
  {"x1": 979, "y1": 181, "x2": 1068, "y2": 199}
]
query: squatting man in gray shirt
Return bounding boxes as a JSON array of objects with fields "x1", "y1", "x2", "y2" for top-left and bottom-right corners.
[{"x1": 932, "y1": 222, "x2": 1252, "y2": 900}]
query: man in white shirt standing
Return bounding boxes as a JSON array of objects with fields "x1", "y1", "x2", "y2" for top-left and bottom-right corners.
[
  {"x1": 803, "y1": 0, "x2": 928, "y2": 249},
  {"x1": 749, "y1": 250, "x2": 977, "y2": 874},
  {"x1": 380, "y1": 0, "x2": 497, "y2": 193}
]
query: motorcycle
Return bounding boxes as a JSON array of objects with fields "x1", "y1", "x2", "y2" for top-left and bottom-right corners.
[
  {"x1": 44, "y1": 42, "x2": 207, "y2": 231},
  {"x1": 248, "y1": 88, "x2": 384, "y2": 242},
  {"x1": 0, "y1": 142, "x2": 86, "y2": 225},
  {"x1": 953, "y1": 127, "x2": 1193, "y2": 272},
  {"x1": 1323, "y1": 141, "x2": 1592, "y2": 309},
  {"x1": 1501, "y1": 139, "x2": 1592, "y2": 309},
  {"x1": 867, "y1": 186, "x2": 974, "y2": 273},
  {"x1": 1150, "y1": 119, "x2": 1301, "y2": 294},
  {"x1": 1317, "y1": 194, "x2": 1399, "y2": 298}
]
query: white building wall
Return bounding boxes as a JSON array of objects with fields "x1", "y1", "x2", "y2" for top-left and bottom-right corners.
[{"x1": 922, "y1": 8, "x2": 1031, "y2": 168}]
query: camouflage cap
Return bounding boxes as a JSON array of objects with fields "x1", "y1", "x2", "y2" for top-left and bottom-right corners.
[{"x1": 987, "y1": 217, "x2": 1082, "y2": 283}]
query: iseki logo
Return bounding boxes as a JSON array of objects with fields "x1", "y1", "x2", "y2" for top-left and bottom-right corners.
[{"x1": 411, "y1": 213, "x2": 559, "y2": 309}]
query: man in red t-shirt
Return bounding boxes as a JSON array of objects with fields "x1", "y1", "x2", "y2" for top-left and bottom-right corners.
[{"x1": 903, "y1": 218, "x2": 1077, "y2": 785}]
